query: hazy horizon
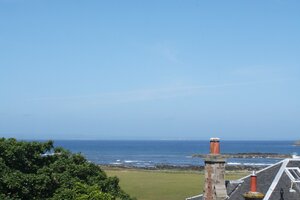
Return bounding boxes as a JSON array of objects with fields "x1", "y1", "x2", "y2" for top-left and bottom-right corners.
[{"x1": 14, "y1": 136, "x2": 300, "y2": 142}]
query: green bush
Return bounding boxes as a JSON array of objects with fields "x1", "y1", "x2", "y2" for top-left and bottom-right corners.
[{"x1": 0, "y1": 138, "x2": 134, "y2": 200}]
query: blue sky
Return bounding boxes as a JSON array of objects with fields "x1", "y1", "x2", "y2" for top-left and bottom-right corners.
[{"x1": 0, "y1": 0, "x2": 299, "y2": 140}]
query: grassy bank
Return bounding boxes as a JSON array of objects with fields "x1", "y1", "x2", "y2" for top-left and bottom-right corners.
[{"x1": 105, "y1": 168, "x2": 247, "y2": 200}]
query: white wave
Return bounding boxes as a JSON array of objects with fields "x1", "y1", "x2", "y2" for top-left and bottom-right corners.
[
  {"x1": 124, "y1": 160, "x2": 140, "y2": 163},
  {"x1": 111, "y1": 162, "x2": 122, "y2": 165},
  {"x1": 227, "y1": 162, "x2": 272, "y2": 166},
  {"x1": 244, "y1": 163, "x2": 272, "y2": 166},
  {"x1": 227, "y1": 162, "x2": 242, "y2": 165}
]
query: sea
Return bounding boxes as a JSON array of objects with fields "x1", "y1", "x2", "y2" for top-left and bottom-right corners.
[{"x1": 53, "y1": 140, "x2": 300, "y2": 168}]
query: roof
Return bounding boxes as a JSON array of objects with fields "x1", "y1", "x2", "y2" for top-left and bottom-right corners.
[
  {"x1": 227, "y1": 160, "x2": 283, "y2": 200},
  {"x1": 186, "y1": 158, "x2": 300, "y2": 200}
]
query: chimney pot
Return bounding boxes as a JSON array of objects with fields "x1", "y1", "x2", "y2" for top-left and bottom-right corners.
[
  {"x1": 250, "y1": 171, "x2": 257, "y2": 192},
  {"x1": 243, "y1": 171, "x2": 264, "y2": 200},
  {"x1": 210, "y1": 137, "x2": 220, "y2": 154}
]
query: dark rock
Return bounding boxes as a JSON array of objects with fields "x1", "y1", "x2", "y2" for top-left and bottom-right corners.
[{"x1": 192, "y1": 153, "x2": 291, "y2": 159}]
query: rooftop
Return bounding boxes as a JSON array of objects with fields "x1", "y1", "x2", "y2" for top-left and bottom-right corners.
[{"x1": 187, "y1": 158, "x2": 300, "y2": 200}]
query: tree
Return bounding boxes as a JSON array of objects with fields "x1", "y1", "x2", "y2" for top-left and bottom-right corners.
[{"x1": 0, "y1": 138, "x2": 134, "y2": 200}]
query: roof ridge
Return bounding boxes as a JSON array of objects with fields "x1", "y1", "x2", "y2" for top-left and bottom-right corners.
[
  {"x1": 263, "y1": 159, "x2": 290, "y2": 200},
  {"x1": 237, "y1": 159, "x2": 286, "y2": 181}
]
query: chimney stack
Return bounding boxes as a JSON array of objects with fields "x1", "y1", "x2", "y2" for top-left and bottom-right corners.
[
  {"x1": 243, "y1": 171, "x2": 264, "y2": 200},
  {"x1": 203, "y1": 138, "x2": 227, "y2": 200}
]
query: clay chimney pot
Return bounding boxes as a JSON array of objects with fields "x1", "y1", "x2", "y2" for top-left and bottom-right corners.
[{"x1": 210, "y1": 137, "x2": 220, "y2": 154}]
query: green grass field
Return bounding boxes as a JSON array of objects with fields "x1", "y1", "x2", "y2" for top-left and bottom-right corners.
[{"x1": 105, "y1": 169, "x2": 247, "y2": 200}]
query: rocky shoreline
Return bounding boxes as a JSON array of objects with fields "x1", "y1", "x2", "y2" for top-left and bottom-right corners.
[
  {"x1": 99, "y1": 163, "x2": 266, "y2": 171},
  {"x1": 99, "y1": 153, "x2": 292, "y2": 172},
  {"x1": 192, "y1": 152, "x2": 291, "y2": 159}
]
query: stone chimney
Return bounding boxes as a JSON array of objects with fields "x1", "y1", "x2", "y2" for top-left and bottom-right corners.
[
  {"x1": 203, "y1": 138, "x2": 227, "y2": 200},
  {"x1": 243, "y1": 171, "x2": 264, "y2": 200}
]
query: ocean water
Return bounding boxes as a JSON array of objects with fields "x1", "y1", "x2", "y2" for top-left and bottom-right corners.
[{"x1": 53, "y1": 140, "x2": 300, "y2": 168}]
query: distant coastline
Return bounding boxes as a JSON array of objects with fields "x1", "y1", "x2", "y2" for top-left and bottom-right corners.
[{"x1": 294, "y1": 140, "x2": 300, "y2": 146}]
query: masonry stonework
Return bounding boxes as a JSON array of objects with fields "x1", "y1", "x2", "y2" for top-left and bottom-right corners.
[{"x1": 203, "y1": 138, "x2": 227, "y2": 200}]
